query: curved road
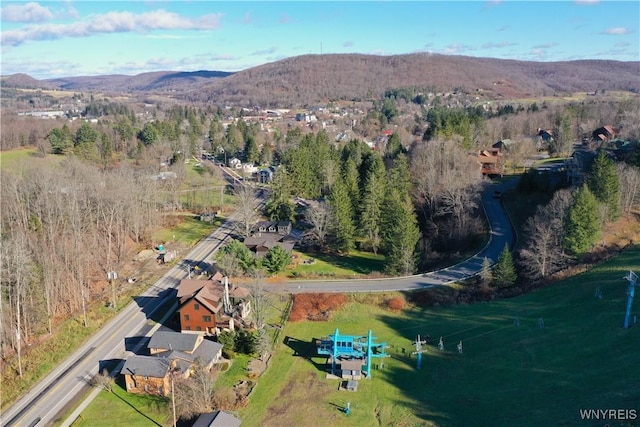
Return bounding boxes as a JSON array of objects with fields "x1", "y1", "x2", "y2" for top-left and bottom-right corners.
[
  {"x1": 272, "y1": 177, "x2": 518, "y2": 293},
  {"x1": 0, "y1": 175, "x2": 517, "y2": 427}
]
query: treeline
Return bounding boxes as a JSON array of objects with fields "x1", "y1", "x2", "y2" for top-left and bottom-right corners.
[
  {"x1": 0, "y1": 160, "x2": 166, "y2": 372},
  {"x1": 518, "y1": 151, "x2": 640, "y2": 280},
  {"x1": 262, "y1": 130, "x2": 482, "y2": 274}
]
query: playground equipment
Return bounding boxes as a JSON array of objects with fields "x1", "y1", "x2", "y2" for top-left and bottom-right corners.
[
  {"x1": 412, "y1": 335, "x2": 427, "y2": 369},
  {"x1": 317, "y1": 329, "x2": 387, "y2": 378},
  {"x1": 623, "y1": 270, "x2": 638, "y2": 329}
]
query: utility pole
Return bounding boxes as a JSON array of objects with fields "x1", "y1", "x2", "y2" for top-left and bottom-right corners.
[
  {"x1": 412, "y1": 335, "x2": 427, "y2": 369},
  {"x1": 107, "y1": 271, "x2": 118, "y2": 310},
  {"x1": 171, "y1": 374, "x2": 177, "y2": 427},
  {"x1": 623, "y1": 270, "x2": 638, "y2": 329}
]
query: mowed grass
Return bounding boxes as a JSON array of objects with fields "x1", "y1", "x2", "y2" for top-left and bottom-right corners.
[
  {"x1": 70, "y1": 382, "x2": 170, "y2": 427},
  {"x1": 154, "y1": 215, "x2": 215, "y2": 247},
  {"x1": 0, "y1": 148, "x2": 64, "y2": 171},
  {"x1": 241, "y1": 246, "x2": 640, "y2": 427},
  {"x1": 288, "y1": 250, "x2": 386, "y2": 278}
]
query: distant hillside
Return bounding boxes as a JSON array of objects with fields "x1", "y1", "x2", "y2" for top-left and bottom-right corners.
[
  {"x1": 185, "y1": 53, "x2": 640, "y2": 107},
  {"x1": 3, "y1": 54, "x2": 638, "y2": 107},
  {"x1": 1, "y1": 73, "x2": 56, "y2": 90},
  {"x1": 44, "y1": 69, "x2": 234, "y2": 92}
]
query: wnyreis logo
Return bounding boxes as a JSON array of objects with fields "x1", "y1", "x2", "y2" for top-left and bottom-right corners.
[{"x1": 579, "y1": 409, "x2": 637, "y2": 421}]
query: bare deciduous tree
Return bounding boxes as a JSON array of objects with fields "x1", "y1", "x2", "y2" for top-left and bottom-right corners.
[
  {"x1": 234, "y1": 185, "x2": 258, "y2": 238},
  {"x1": 173, "y1": 363, "x2": 218, "y2": 420},
  {"x1": 617, "y1": 163, "x2": 640, "y2": 218},
  {"x1": 305, "y1": 201, "x2": 333, "y2": 248},
  {"x1": 519, "y1": 189, "x2": 572, "y2": 279}
]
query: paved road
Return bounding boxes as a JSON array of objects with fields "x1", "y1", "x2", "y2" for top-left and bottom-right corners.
[
  {"x1": 272, "y1": 177, "x2": 518, "y2": 293},
  {"x1": 1, "y1": 175, "x2": 516, "y2": 426},
  {"x1": 0, "y1": 168, "x2": 248, "y2": 427}
]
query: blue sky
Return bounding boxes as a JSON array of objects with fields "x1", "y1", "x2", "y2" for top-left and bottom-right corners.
[{"x1": 1, "y1": 1, "x2": 638, "y2": 79}]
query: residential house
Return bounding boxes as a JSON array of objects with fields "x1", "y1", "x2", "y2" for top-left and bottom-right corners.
[
  {"x1": 491, "y1": 139, "x2": 515, "y2": 154},
  {"x1": 537, "y1": 129, "x2": 554, "y2": 149},
  {"x1": 120, "y1": 331, "x2": 224, "y2": 396},
  {"x1": 228, "y1": 157, "x2": 242, "y2": 169},
  {"x1": 258, "y1": 166, "x2": 276, "y2": 183},
  {"x1": 592, "y1": 125, "x2": 616, "y2": 142},
  {"x1": 147, "y1": 330, "x2": 223, "y2": 372},
  {"x1": 177, "y1": 277, "x2": 251, "y2": 335},
  {"x1": 243, "y1": 221, "x2": 296, "y2": 257},
  {"x1": 120, "y1": 355, "x2": 174, "y2": 396},
  {"x1": 477, "y1": 149, "x2": 504, "y2": 177},
  {"x1": 192, "y1": 411, "x2": 242, "y2": 427}
]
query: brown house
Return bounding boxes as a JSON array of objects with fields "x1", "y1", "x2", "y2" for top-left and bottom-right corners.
[
  {"x1": 120, "y1": 355, "x2": 175, "y2": 396},
  {"x1": 477, "y1": 149, "x2": 504, "y2": 176},
  {"x1": 121, "y1": 331, "x2": 224, "y2": 396},
  {"x1": 592, "y1": 125, "x2": 616, "y2": 142},
  {"x1": 177, "y1": 277, "x2": 251, "y2": 335}
]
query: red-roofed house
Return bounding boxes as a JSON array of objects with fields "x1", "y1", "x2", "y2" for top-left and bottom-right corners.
[{"x1": 177, "y1": 277, "x2": 251, "y2": 336}]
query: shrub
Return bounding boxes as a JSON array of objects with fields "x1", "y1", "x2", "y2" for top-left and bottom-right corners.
[
  {"x1": 289, "y1": 293, "x2": 348, "y2": 322},
  {"x1": 386, "y1": 296, "x2": 405, "y2": 311}
]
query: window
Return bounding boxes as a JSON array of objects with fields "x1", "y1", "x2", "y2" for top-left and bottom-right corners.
[
  {"x1": 196, "y1": 326, "x2": 202, "y2": 331},
  {"x1": 203, "y1": 315, "x2": 212, "y2": 322},
  {"x1": 144, "y1": 384, "x2": 150, "y2": 393},
  {"x1": 144, "y1": 376, "x2": 149, "y2": 380},
  {"x1": 186, "y1": 326, "x2": 191, "y2": 330},
  {"x1": 158, "y1": 386, "x2": 163, "y2": 395},
  {"x1": 193, "y1": 303, "x2": 200, "y2": 310},
  {"x1": 183, "y1": 314, "x2": 190, "y2": 321}
]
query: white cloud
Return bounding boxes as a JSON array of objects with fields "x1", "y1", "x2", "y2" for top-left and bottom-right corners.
[
  {"x1": 482, "y1": 41, "x2": 516, "y2": 49},
  {"x1": 443, "y1": 43, "x2": 476, "y2": 55},
  {"x1": 1, "y1": 9, "x2": 222, "y2": 46},
  {"x1": 602, "y1": 27, "x2": 628, "y2": 35},
  {"x1": 343, "y1": 41, "x2": 354, "y2": 48},
  {"x1": 241, "y1": 11, "x2": 252, "y2": 24},
  {"x1": 497, "y1": 25, "x2": 509, "y2": 32},
  {"x1": 1, "y1": 2, "x2": 53, "y2": 23},
  {"x1": 251, "y1": 47, "x2": 278, "y2": 56},
  {"x1": 575, "y1": 0, "x2": 600, "y2": 5},
  {"x1": 532, "y1": 42, "x2": 559, "y2": 49},
  {"x1": 279, "y1": 14, "x2": 290, "y2": 24}
]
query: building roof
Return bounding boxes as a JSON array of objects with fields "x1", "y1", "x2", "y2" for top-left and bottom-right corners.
[
  {"x1": 120, "y1": 355, "x2": 171, "y2": 378},
  {"x1": 192, "y1": 339, "x2": 224, "y2": 363},
  {"x1": 192, "y1": 411, "x2": 242, "y2": 427},
  {"x1": 148, "y1": 330, "x2": 200, "y2": 352}
]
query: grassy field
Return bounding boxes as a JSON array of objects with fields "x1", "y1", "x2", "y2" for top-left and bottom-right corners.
[
  {"x1": 241, "y1": 246, "x2": 640, "y2": 427},
  {"x1": 288, "y1": 250, "x2": 386, "y2": 279},
  {"x1": 0, "y1": 147, "x2": 64, "y2": 171},
  {"x1": 70, "y1": 382, "x2": 170, "y2": 427},
  {"x1": 153, "y1": 215, "x2": 217, "y2": 247}
]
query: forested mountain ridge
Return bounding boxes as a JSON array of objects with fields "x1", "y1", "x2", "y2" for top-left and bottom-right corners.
[
  {"x1": 187, "y1": 54, "x2": 640, "y2": 106},
  {"x1": 2, "y1": 53, "x2": 638, "y2": 106}
]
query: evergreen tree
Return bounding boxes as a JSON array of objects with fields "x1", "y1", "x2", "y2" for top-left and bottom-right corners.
[
  {"x1": 381, "y1": 189, "x2": 420, "y2": 275},
  {"x1": 244, "y1": 135, "x2": 260, "y2": 164},
  {"x1": 564, "y1": 185, "x2": 601, "y2": 257},
  {"x1": 493, "y1": 244, "x2": 517, "y2": 288},
  {"x1": 342, "y1": 158, "x2": 360, "y2": 211},
  {"x1": 360, "y1": 167, "x2": 385, "y2": 254},
  {"x1": 264, "y1": 170, "x2": 295, "y2": 222},
  {"x1": 329, "y1": 179, "x2": 356, "y2": 253},
  {"x1": 261, "y1": 245, "x2": 291, "y2": 275},
  {"x1": 588, "y1": 150, "x2": 620, "y2": 221}
]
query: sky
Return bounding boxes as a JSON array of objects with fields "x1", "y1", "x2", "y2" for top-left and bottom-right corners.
[{"x1": 1, "y1": 1, "x2": 638, "y2": 80}]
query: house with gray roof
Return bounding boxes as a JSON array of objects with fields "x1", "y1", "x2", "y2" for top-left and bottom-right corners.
[
  {"x1": 192, "y1": 410, "x2": 242, "y2": 427},
  {"x1": 120, "y1": 355, "x2": 174, "y2": 396}
]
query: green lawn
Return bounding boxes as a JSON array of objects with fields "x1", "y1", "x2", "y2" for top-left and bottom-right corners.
[
  {"x1": 153, "y1": 215, "x2": 216, "y2": 246},
  {"x1": 0, "y1": 148, "x2": 64, "y2": 171},
  {"x1": 288, "y1": 250, "x2": 386, "y2": 279},
  {"x1": 241, "y1": 245, "x2": 640, "y2": 427},
  {"x1": 70, "y1": 384, "x2": 170, "y2": 427}
]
